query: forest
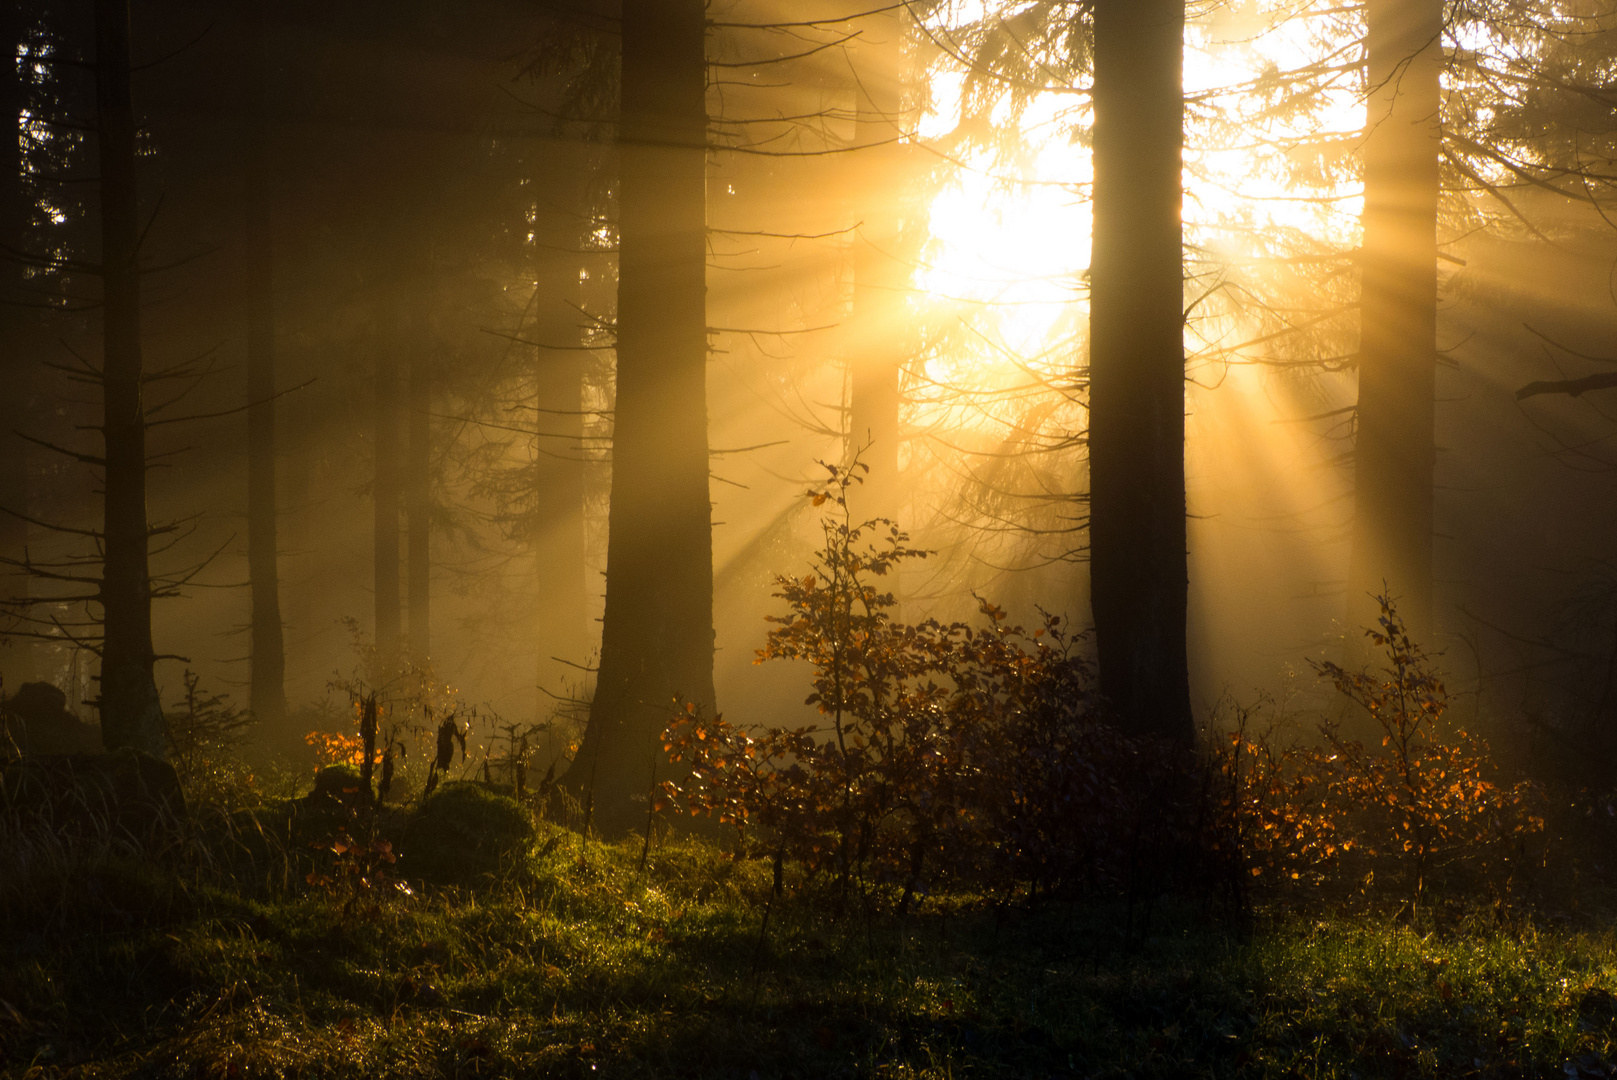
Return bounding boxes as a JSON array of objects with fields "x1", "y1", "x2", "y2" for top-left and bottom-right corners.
[{"x1": 5, "y1": 0, "x2": 1617, "y2": 1076}]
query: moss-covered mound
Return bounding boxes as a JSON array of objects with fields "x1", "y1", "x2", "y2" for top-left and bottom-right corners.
[
  {"x1": 308, "y1": 763, "x2": 368, "y2": 806},
  {"x1": 398, "y1": 781, "x2": 533, "y2": 886}
]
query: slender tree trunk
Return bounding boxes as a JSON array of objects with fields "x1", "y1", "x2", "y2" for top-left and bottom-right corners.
[
  {"x1": 0, "y1": 0, "x2": 35, "y2": 689},
  {"x1": 243, "y1": 0, "x2": 286, "y2": 727},
  {"x1": 94, "y1": 0, "x2": 164, "y2": 756},
  {"x1": 406, "y1": 313, "x2": 431, "y2": 661},
  {"x1": 846, "y1": 9, "x2": 905, "y2": 516},
  {"x1": 1086, "y1": 0, "x2": 1192, "y2": 742},
  {"x1": 563, "y1": 0, "x2": 713, "y2": 835},
  {"x1": 374, "y1": 317, "x2": 403, "y2": 661},
  {"x1": 1348, "y1": 0, "x2": 1442, "y2": 640}
]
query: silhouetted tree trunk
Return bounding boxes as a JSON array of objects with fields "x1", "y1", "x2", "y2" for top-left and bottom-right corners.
[
  {"x1": 1348, "y1": 0, "x2": 1442, "y2": 639},
  {"x1": 1086, "y1": 0, "x2": 1192, "y2": 742},
  {"x1": 407, "y1": 311, "x2": 431, "y2": 660},
  {"x1": 374, "y1": 316, "x2": 403, "y2": 660},
  {"x1": 94, "y1": 0, "x2": 164, "y2": 756},
  {"x1": 0, "y1": 0, "x2": 34, "y2": 688},
  {"x1": 564, "y1": 0, "x2": 713, "y2": 834},
  {"x1": 243, "y1": 0, "x2": 286, "y2": 727}
]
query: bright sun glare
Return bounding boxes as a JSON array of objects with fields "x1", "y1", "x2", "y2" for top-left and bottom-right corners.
[
  {"x1": 913, "y1": 2, "x2": 1367, "y2": 385},
  {"x1": 894, "y1": 1, "x2": 1380, "y2": 652},
  {"x1": 915, "y1": 70, "x2": 1092, "y2": 362}
]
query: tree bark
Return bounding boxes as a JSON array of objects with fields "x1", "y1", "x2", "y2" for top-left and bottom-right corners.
[
  {"x1": 564, "y1": 0, "x2": 713, "y2": 835},
  {"x1": 94, "y1": 0, "x2": 165, "y2": 756},
  {"x1": 243, "y1": 0, "x2": 286, "y2": 727},
  {"x1": 374, "y1": 316, "x2": 403, "y2": 661},
  {"x1": 1086, "y1": 0, "x2": 1193, "y2": 742},
  {"x1": 407, "y1": 311, "x2": 431, "y2": 661},
  {"x1": 1348, "y1": 0, "x2": 1442, "y2": 641}
]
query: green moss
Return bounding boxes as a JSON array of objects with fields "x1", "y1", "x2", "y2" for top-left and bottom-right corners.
[
  {"x1": 397, "y1": 781, "x2": 534, "y2": 886},
  {"x1": 309, "y1": 763, "x2": 367, "y2": 804}
]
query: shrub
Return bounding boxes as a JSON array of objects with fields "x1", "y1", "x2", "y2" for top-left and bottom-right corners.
[
  {"x1": 1202, "y1": 705, "x2": 1346, "y2": 908},
  {"x1": 300, "y1": 623, "x2": 469, "y2": 802},
  {"x1": 657, "y1": 468, "x2": 1544, "y2": 917},
  {"x1": 1312, "y1": 596, "x2": 1544, "y2": 910},
  {"x1": 302, "y1": 823, "x2": 412, "y2": 918},
  {"x1": 1203, "y1": 597, "x2": 1547, "y2": 913},
  {"x1": 165, "y1": 671, "x2": 256, "y2": 809},
  {"x1": 657, "y1": 462, "x2": 1183, "y2": 909}
]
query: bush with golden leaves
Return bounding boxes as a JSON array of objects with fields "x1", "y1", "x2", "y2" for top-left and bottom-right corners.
[
  {"x1": 659, "y1": 466, "x2": 1543, "y2": 914},
  {"x1": 657, "y1": 462, "x2": 1180, "y2": 908},
  {"x1": 1313, "y1": 596, "x2": 1544, "y2": 909}
]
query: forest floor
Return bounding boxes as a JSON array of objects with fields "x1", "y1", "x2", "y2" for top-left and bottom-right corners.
[{"x1": 4, "y1": 799, "x2": 1617, "y2": 1079}]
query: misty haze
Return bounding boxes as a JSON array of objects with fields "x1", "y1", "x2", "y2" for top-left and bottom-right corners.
[{"x1": 4, "y1": 2, "x2": 1617, "y2": 1077}]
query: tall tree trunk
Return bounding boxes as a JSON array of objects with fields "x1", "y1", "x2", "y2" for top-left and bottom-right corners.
[
  {"x1": 0, "y1": 0, "x2": 35, "y2": 689},
  {"x1": 1348, "y1": 0, "x2": 1442, "y2": 640},
  {"x1": 846, "y1": 9, "x2": 905, "y2": 517},
  {"x1": 94, "y1": 0, "x2": 164, "y2": 756},
  {"x1": 563, "y1": 0, "x2": 712, "y2": 835},
  {"x1": 243, "y1": 0, "x2": 286, "y2": 727},
  {"x1": 374, "y1": 317, "x2": 403, "y2": 661},
  {"x1": 1087, "y1": 0, "x2": 1192, "y2": 742},
  {"x1": 407, "y1": 312, "x2": 431, "y2": 661}
]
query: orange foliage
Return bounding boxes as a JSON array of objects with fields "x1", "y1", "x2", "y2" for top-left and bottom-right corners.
[
  {"x1": 1207, "y1": 595, "x2": 1545, "y2": 910},
  {"x1": 1203, "y1": 708, "x2": 1348, "y2": 902},
  {"x1": 657, "y1": 461, "x2": 1169, "y2": 906},
  {"x1": 658, "y1": 467, "x2": 1542, "y2": 913},
  {"x1": 1312, "y1": 595, "x2": 1544, "y2": 907},
  {"x1": 304, "y1": 730, "x2": 365, "y2": 767}
]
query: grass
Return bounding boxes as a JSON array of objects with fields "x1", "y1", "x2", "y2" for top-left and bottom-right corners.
[{"x1": 4, "y1": 791, "x2": 1617, "y2": 1079}]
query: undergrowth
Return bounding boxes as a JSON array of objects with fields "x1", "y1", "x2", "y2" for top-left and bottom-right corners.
[
  {"x1": 4, "y1": 805, "x2": 1617, "y2": 1079},
  {"x1": 0, "y1": 471, "x2": 1603, "y2": 1078}
]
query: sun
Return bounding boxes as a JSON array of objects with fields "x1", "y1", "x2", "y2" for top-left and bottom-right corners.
[
  {"x1": 913, "y1": 73, "x2": 1093, "y2": 372},
  {"x1": 911, "y1": 3, "x2": 1368, "y2": 393},
  {"x1": 894, "y1": 1, "x2": 1376, "y2": 643}
]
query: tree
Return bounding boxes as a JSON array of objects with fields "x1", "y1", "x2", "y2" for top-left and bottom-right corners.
[
  {"x1": 1347, "y1": 0, "x2": 1443, "y2": 640},
  {"x1": 242, "y1": 0, "x2": 287, "y2": 727},
  {"x1": 374, "y1": 306, "x2": 404, "y2": 661},
  {"x1": 94, "y1": 0, "x2": 164, "y2": 755},
  {"x1": 1086, "y1": 0, "x2": 1193, "y2": 741},
  {"x1": 1516, "y1": 372, "x2": 1617, "y2": 401},
  {"x1": 0, "y1": 0, "x2": 34, "y2": 688},
  {"x1": 562, "y1": 0, "x2": 715, "y2": 834},
  {"x1": 407, "y1": 305, "x2": 433, "y2": 661}
]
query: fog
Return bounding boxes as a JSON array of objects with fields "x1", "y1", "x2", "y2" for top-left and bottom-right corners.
[{"x1": 4, "y1": 0, "x2": 1617, "y2": 789}]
